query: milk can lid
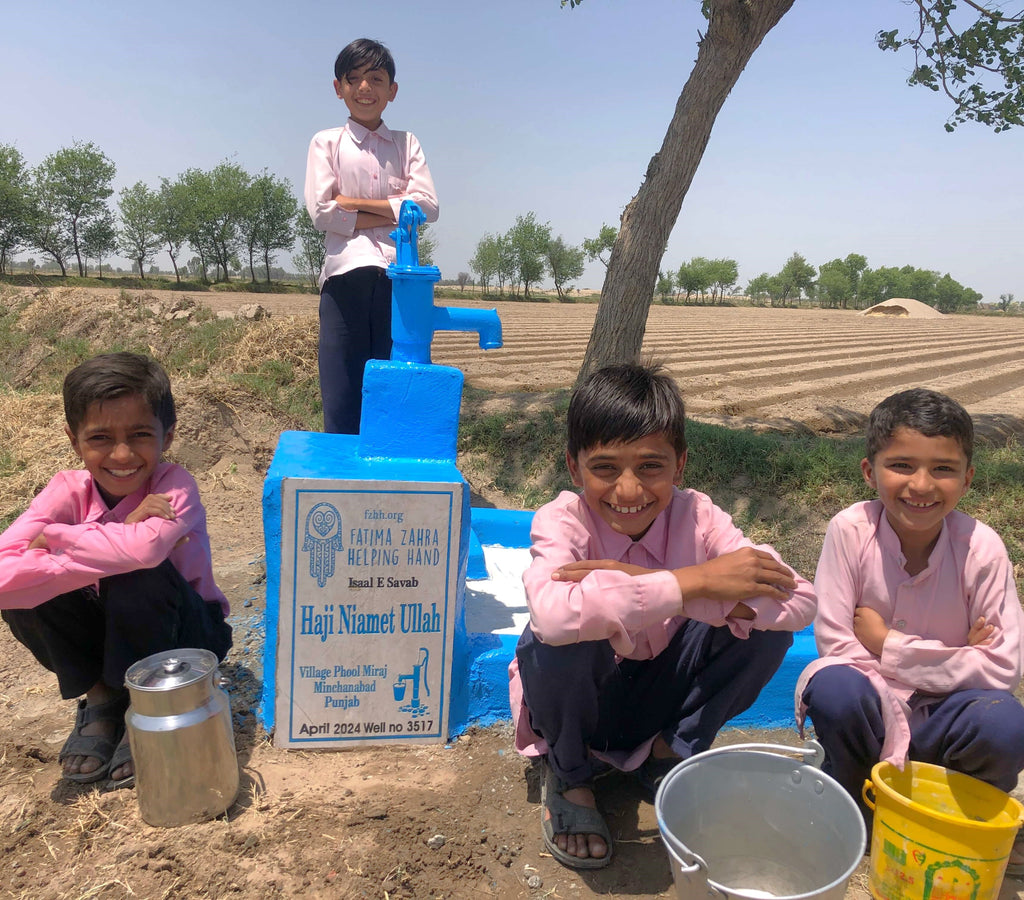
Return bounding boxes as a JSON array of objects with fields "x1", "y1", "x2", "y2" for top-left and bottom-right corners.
[{"x1": 125, "y1": 648, "x2": 218, "y2": 691}]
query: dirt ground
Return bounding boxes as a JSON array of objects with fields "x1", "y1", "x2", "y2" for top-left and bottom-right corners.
[{"x1": 2, "y1": 285, "x2": 1024, "y2": 900}]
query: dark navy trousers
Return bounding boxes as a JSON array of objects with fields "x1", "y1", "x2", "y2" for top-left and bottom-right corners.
[
  {"x1": 516, "y1": 619, "x2": 793, "y2": 786},
  {"x1": 2, "y1": 560, "x2": 232, "y2": 699},
  {"x1": 318, "y1": 266, "x2": 393, "y2": 434},
  {"x1": 803, "y1": 666, "x2": 1024, "y2": 817}
]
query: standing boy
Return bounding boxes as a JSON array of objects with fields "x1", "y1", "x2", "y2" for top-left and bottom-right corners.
[
  {"x1": 797, "y1": 388, "x2": 1024, "y2": 873},
  {"x1": 508, "y1": 363, "x2": 816, "y2": 868},
  {"x1": 0, "y1": 353, "x2": 232, "y2": 789},
  {"x1": 304, "y1": 37, "x2": 439, "y2": 434}
]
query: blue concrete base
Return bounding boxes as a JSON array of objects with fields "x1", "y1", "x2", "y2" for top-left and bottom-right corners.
[
  {"x1": 261, "y1": 429, "x2": 473, "y2": 736},
  {"x1": 260, "y1": 433, "x2": 814, "y2": 738},
  {"x1": 463, "y1": 507, "x2": 815, "y2": 733}
]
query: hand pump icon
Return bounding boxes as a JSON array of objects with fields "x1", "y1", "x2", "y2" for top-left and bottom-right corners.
[{"x1": 394, "y1": 647, "x2": 430, "y2": 718}]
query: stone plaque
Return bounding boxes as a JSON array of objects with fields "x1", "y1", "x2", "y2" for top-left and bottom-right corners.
[{"x1": 274, "y1": 478, "x2": 463, "y2": 747}]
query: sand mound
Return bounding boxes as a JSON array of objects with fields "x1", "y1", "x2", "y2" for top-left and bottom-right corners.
[{"x1": 860, "y1": 297, "x2": 945, "y2": 318}]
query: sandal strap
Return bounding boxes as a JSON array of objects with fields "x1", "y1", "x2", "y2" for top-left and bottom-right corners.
[
  {"x1": 108, "y1": 740, "x2": 132, "y2": 772},
  {"x1": 58, "y1": 695, "x2": 128, "y2": 765},
  {"x1": 543, "y1": 766, "x2": 612, "y2": 839},
  {"x1": 60, "y1": 732, "x2": 121, "y2": 763},
  {"x1": 77, "y1": 693, "x2": 129, "y2": 726},
  {"x1": 545, "y1": 790, "x2": 611, "y2": 837}
]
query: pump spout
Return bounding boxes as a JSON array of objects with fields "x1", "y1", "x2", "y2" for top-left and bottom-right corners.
[{"x1": 431, "y1": 305, "x2": 503, "y2": 350}]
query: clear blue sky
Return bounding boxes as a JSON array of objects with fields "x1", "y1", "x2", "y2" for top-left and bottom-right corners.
[{"x1": 3, "y1": 0, "x2": 1020, "y2": 301}]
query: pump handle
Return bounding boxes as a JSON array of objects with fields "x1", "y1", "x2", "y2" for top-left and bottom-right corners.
[{"x1": 391, "y1": 200, "x2": 427, "y2": 267}]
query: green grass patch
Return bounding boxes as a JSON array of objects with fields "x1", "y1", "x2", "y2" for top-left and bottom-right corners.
[
  {"x1": 0, "y1": 272, "x2": 314, "y2": 294},
  {"x1": 962, "y1": 440, "x2": 1024, "y2": 563},
  {"x1": 457, "y1": 388, "x2": 571, "y2": 508},
  {"x1": 230, "y1": 359, "x2": 322, "y2": 431},
  {"x1": 209, "y1": 280, "x2": 314, "y2": 295},
  {"x1": 160, "y1": 314, "x2": 246, "y2": 377},
  {"x1": 457, "y1": 397, "x2": 1024, "y2": 574}
]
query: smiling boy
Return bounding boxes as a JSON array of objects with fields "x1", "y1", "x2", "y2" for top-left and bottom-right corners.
[
  {"x1": 0, "y1": 353, "x2": 231, "y2": 789},
  {"x1": 304, "y1": 37, "x2": 438, "y2": 434},
  {"x1": 796, "y1": 389, "x2": 1024, "y2": 871},
  {"x1": 508, "y1": 363, "x2": 815, "y2": 868}
]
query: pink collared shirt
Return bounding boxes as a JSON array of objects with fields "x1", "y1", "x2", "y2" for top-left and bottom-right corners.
[
  {"x1": 509, "y1": 488, "x2": 816, "y2": 765},
  {"x1": 304, "y1": 119, "x2": 439, "y2": 288},
  {"x1": 795, "y1": 500, "x2": 1023, "y2": 768},
  {"x1": 0, "y1": 462, "x2": 229, "y2": 615}
]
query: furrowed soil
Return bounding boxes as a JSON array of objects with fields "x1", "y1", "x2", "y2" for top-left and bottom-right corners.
[{"x1": 2, "y1": 285, "x2": 1023, "y2": 900}]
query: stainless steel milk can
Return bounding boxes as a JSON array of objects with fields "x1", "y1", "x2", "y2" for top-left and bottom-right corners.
[{"x1": 125, "y1": 648, "x2": 239, "y2": 827}]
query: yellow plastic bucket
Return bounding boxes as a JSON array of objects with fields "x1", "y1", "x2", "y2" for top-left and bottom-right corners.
[{"x1": 862, "y1": 761, "x2": 1023, "y2": 900}]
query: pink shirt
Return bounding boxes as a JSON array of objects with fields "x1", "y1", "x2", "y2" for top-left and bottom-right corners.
[
  {"x1": 304, "y1": 119, "x2": 439, "y2": 288},
  {"x1": 0, "y1": 463, "x2": 229, "y2": 616},
  {"x1": 796, "y1": 500, "x2": 1023, "y2": 768},
  {"x1": 509, "y1": 488, "x2": 816, "y2": 766}
]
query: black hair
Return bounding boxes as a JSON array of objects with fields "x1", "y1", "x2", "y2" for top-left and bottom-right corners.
[
  {"x1": 865, "y1": 388, "x2": 974, "y2": 464},
  {"x1": 334, "y1": 38, "x2": 396, "y2": 83},
  {"x1": 567, "y1": 362, "x2": 687, "y2": 459},
  {"x1": 63, "y1": 352, "x2": 176, "y2": 433}
]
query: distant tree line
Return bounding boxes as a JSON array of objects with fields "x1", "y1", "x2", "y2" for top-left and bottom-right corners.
[
  {"x1": 0, "y1": 141, "x2": 305, "y2": 285},
  {"x1": 463, "y1": 219, "x2": 1001, "y2": 313},
  {"x1": 468, "y1": 212, "x2": 585, "y2": 302},
  {"x1": 574, "y1": 226, "x2": 995, "y2": 314},
  {"x1": 746, "y1": 251, "x2": 984, "y2": 313}
]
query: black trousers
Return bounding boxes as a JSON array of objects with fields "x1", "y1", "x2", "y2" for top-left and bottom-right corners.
[
  {"x1": 2, "y1": 560, "x2": 232, "y2": 699},
  {"x1": 318, "y1": 266, "x2": 393, "y2": 434},
  {"x1": 516, "y1": 619, "x2": 793, "y2": 786},
  {"x1": 803, "y1": 665, "x2": 1024, "y2": 816}
]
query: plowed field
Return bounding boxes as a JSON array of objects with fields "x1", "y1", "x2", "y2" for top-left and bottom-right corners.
[
  {"x1": 431, "y1": 301, "x2": 1024, "y2": 438},
  {"x1": 46, "y1": 286, "x2": 1024, "y2": 438}
]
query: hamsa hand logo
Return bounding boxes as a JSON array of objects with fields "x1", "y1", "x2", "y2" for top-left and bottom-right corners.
[{"x1": 302, "y1": 502, "x2": 344, "y2": 587}]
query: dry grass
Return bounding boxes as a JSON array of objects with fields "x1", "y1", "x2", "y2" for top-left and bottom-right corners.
[
  {"x1": 0, "y1": 389, "x2": 77, "y2": 522},
  {"x1": 0, "y1": 287, "x2": 325, "y2": 526}
]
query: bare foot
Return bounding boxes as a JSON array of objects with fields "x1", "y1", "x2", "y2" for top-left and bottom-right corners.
[
  {"x1": 547, "y1": 785, "x2": 608, "y2": 861},
  {"x1": 62, "y1": 683, "x2": 124, "y2": 778}
]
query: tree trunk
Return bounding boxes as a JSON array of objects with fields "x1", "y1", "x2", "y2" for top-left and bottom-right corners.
[
  {"x1": 577, "y1": 0, "x2": 795, "y2": 385},
  {"x1": 69, "y1": 218, "x2": 85, "y2": 277}
]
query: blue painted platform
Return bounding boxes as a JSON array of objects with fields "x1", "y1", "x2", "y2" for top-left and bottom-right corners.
[{"x1": 463, "y1": 506, "x2": 815, "y2": 734}]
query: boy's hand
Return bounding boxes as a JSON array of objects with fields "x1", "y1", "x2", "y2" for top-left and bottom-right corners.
[
  {"x1": 853, "y1": 606, "x2": 892, "y2": 656},
  {"x1": 334, "y1": 195, "x2": 396, "y2": 228},
  {"x1": 355, "y1": 212, "x2": 393, "y2": 231},
  {"x1": 967, "y1": 616, "x2": 995, "y2": 646},
  {"x1": 126, "y1": 493, "x2": 176, "y2": 525},
  {"x1": 551, "y1": 559, "x2": 653, "y2": 582},
  {"x1": 28, "y1": 533, "x2": 49, "y2": 551},
  {"x1": 675, "y1": 548, "x2": 797, "y2": 606}
]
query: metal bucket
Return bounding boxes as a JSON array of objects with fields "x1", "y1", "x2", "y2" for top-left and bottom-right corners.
[
  {"x1": 655, "y1": 742, "x2": 866, "y2": 899},
  {"x1": 125, "y1": 648, "x2": 239, "y2": 828}
]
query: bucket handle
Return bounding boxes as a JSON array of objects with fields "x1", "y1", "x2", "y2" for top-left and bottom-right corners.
[
  {"x1": 668, "y1": 740, "x2": 825, "y2": 769},
  {"x1": 674, "y1": 851, "x2": 727, "y2": 900},
  {"x1": 862, "y1": 779, "x2": 876, "y2": 812}
]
